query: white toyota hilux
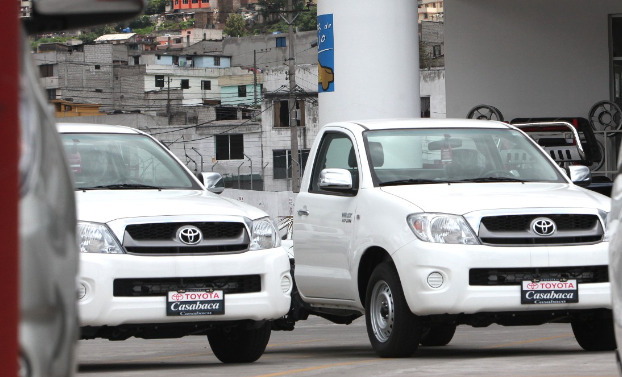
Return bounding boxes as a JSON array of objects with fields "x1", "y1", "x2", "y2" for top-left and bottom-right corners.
[
  {"x1": 58, "y1": 123, "x2": 292, "y2": 363},
  {"x1": 292, "y1": 118, "x2": 614, "y2": 357}
]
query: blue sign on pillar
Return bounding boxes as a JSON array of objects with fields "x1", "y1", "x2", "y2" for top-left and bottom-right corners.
[{"x1": 317, "y1": 14, "x2": 334, "y2": 93}]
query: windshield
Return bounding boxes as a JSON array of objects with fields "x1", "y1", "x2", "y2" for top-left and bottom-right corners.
[
  {"x1": 60, "y1": 133, "x2": 201, "y2": 190},
  {"x1": 364, "y1": 128, "x2": 566, "y2": 186}
]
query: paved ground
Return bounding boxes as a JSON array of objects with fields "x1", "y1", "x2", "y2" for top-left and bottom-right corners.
[{"x1": 77, "y1": 316, "x2": 619, "y2": 377}]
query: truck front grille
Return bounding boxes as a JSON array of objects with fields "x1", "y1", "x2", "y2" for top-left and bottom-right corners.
[
  {"x1": 478, "y1": 214, "x2": 603, "y2": 246},
  {"x1": 469, "y1": 265, "x2": 609, "y2": 286},
  {"x1": 126, "y1": 222, "x2": 245, "y2": 240},
  {"x1": 481, "y1": 214, "x2": 597, "y2": 232},
  {"x1": 113, "y1": 275, "x2": 261, "y2": 297},
  {"x1": 122, "y1": 221, "x2": 249, "y2": 255}
]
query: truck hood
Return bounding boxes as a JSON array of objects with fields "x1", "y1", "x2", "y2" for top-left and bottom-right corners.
[
  {"x1": 380, "y1": 182, "x2": 610, "y2": 215},
  {"x1": 75, "y1": 189, "x2": 267, "y2": 223}
]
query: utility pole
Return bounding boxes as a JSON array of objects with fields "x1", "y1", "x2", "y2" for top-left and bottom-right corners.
[
  {"x1": 166, "y1": 76, "x2": 171, "y2": 123},
  {"x1": 284, "y1": 0, "x2": 300, "y2": 192},
  {"x1": 253, "y1": 49, "x2": 258, "y2": 107}
]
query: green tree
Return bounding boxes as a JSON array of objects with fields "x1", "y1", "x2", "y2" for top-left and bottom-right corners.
[
  {"x1": 129, "y1": 15, "x2": 154, "y2": 30},
  {"x1": 179, "y1": 19, "x2": 195, "y2": 30},
  {"x1": 78, "y1": 32, "x2": 100, "y2": 44},
  {"x1": 294, "y1": 5, "x2": 316, "y2": 31},
  {"x1": 145, "y1": 0, "x2": 167, "y2": 15},
  {"x1": 224, "y1": 14, "x2": 248, "y2": 37},
  {"x1": 257, "y1": 0, "x2": 309, "y2": 19},
  {"x1": 255, "y1": 1, "x2": 316, "y2": 33}
]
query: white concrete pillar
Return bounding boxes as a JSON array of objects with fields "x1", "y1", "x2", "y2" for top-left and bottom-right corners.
[{"x1": 317, "y1": 0, "x2": 420, "y2": 126}]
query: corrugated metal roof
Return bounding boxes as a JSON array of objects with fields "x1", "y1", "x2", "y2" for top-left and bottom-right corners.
[{"x1": 94, "y1": 33, "x2": 137, "y2": 42}]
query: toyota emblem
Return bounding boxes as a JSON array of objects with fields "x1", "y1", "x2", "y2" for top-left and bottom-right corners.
[
  {"x1": 177, "y1": 225, "x2": 203, "y2": 245},
  {"x1": 530, "y1": 217, "x2": 556, "y2": 237}
]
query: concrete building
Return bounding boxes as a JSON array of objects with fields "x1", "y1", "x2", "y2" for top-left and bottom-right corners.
[
  {"x1": 222, "y1": 30, "x2": 317, "y2": 70},
  {"x1": 20, "y1": 0, "x2": 31, "y2": 18},
  {"x1": 261, "y1": 64, "x2": 319, "y2": 192},
  {"x1": 172, "y1": 0, "x2": 211, "y2": 12},
  {"x1": 418, "y1": 0, "x2": 443, "y2": 23},
  {"x1": 419, "y1": 20, "x2": 444, "y2": 69}
]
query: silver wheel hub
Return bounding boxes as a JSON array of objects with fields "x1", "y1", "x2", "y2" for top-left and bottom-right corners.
[{"x1": 370, "y1": 280, "x2": 394, "y2": 343}]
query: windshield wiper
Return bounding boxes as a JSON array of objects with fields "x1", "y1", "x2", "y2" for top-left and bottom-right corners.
[
  {"x1": 457, "y1": 177, "x2": 527, "y2": 183},
  {"x1": 79, "y1": 183, "x2": 163, "y2": 190},
  {"x1": 379, "y1": 179, "x2": 449, "y2": 186}
]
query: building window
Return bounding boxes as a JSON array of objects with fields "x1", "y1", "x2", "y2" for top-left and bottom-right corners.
[
  {"x1": 94, "y1": 65, "x2": 101, "y2": 70},
  {"x1": 214, "y1": 56, "x2": 221, "y2": 66},
  {"x1": 274, "y1": 100, "x2": 305, "y2": 127},
  {"x1": 46, "y1": 89, "x2": 56, "y2": 100},
  {"x1": 156, "y1": 55, "x2": 161, "y2": 60},
  {"x1": 433, "y1": 45, "x2": 441, "y2": 58},
  {"x1": 181, "y1": 79, "x2": 190, "y2": 89},
  {"x1": 201, "y1": 80, "x2": 211, "y2": 90},
  {"x1": 133, "y1": 56, "x2": 140, "y2": 64},
  {"x1": 238, "y1": 85, "x2": 247, "y2": 97},
  {"x1": 155, "y1": 75, "x2": 165, "y2": 88},
  {"x1": 215, "y1": 134, "x2": 243, "y2": 160},
  {"x1": 421, "y1": 96, "x2": 431, "y2": 118},
  {"x1": 192, "y1": 0, "x2": 198, "y2": 3},
  {"x1": 276, "y1": 37, "x2": 286, "y2": 48},
  {"x1": 215, "y1": 106, "x2": 237, "y2": 120},
  {"x1": 183, "y1": 0, "x2": 188, "y2": 4},
  {"x1": 39, "y1": 64, "x2": 54, "y2": 78},
  {"x1": 273, "y1": 149, "x2": 310, "y2": 179}
]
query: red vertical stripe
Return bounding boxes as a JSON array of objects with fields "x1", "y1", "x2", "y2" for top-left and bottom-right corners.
[{"x1": 0, "y1": 4, "x2": 19, "y2": 377}]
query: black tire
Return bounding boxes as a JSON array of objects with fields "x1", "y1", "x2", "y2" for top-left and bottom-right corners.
[
  {"x1": 466, "y1": 104, "x2": 504, "y2": 122},
  {"x1": 588, "y1": 100, "x2": 622, "y2": 137},
  {"x1": 365, "y1": 262, "x2": 422, "y2": 358},
  {"x1": 571, "y1": 316, "x2": 616, "y2": 351},
  {"x1": 420, "y1": 323, "x2": 457, "y2": 347},
  {"x1": 207, "y1": 322, "x2": 272, "y2": 363}
]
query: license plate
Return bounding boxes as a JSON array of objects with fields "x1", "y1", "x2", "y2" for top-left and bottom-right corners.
[
  {"x1": 521, "y1": 279, "x2": 578, "y2": 304},
  {"x1": 166, "y1": 290, "x2": 225, "y2": 316}
]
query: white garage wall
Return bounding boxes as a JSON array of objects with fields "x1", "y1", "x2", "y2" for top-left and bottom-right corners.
[{"x1": 445, "y1": 0, "x2": 622, "y2": 121}]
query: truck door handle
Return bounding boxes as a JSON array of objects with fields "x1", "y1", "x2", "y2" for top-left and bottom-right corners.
[{"x1": 297, "y1": 209, "x2": 309, "y2": 216}]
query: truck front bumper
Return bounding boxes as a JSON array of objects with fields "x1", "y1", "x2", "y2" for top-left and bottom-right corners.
[
  {"x1": 392, "y1": 241, "x2": 611, "y2": 316},
  {"x1": 78, "y1": 248, "x2": 292, "y2": 326}
]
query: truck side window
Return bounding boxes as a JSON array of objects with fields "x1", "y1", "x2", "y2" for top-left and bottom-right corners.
[{"x1": 310, "y1": 132, "x2": 359, "y2": 195}]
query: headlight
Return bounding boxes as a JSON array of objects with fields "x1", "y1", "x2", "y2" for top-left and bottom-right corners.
[
  {"x1": 249, "y1": 217, "x2": 280, "y2": 250},
  {"x1": 407, "y1": 213, "x2": 480, "y2": 245},
  {"x1": 601, "y1": 210, "x2": 611, "y2": 242},
  {"x1": 77, "y1": 221, "x2": 125, "y2": 253}
]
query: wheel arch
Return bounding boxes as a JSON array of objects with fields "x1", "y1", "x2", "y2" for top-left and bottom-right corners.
[{"x1": 357, "y1": 246, "x2": 392, "y2": 306}]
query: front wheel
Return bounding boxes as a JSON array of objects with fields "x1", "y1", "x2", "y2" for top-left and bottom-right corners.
[
  {"x1": 365, "y1": 262, "x2": 422, "y2": 357},
  {"x1": 420, "y1": 323, "x2": 456, "y2": 346},
  {"x1": 571, "y1": 314, "x2": 616, "y2": 351},
  {"x1": 207, "y1": 322, "x2": 272, "y2": 363}
]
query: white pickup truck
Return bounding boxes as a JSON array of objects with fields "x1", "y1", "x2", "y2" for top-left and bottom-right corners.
[
  {"x1": 292, "y1": 118, "x2": 614, "y2": 357},
  {"x1": 58, "y1": 123, "x2": 292, "y2": 363}
]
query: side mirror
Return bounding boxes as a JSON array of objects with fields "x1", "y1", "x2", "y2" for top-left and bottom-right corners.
[
  {"x1": 567, "y1": 165, "x2": 592, "y2": 187},
  {"x1": 319, "y1": 168, "x2": 353, "y2": 191},
  {"x1": 24, "y1": 0, "x2": 146, "y2": 34},
  {"x1": 197, "y1": 172, "x2": 225, "y2": 194}
]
